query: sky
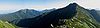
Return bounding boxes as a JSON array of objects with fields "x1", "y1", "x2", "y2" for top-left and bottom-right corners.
[{"x1": 0, "y1": 0, "x2": 100, "y2": 14}]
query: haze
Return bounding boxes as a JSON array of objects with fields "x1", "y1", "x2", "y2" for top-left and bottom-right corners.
[{"x1": 0, "y1": 0, "x2": 99, "y2": 14}]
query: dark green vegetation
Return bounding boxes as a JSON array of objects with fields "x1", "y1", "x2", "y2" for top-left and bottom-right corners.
[{"x1": 0, "y1": 3, "x2": 100, "y2": 28}]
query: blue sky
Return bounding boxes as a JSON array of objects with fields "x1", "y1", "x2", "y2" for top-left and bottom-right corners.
[
  {"x1": 0, "y1": 0, "x2": 100, "y2": 14},
  {"x1": 0, "y1": 0, "x2": 71, "y2": 9},
  {"x1": 0, "y1": 0, "x2": 72, "y2": 14}
]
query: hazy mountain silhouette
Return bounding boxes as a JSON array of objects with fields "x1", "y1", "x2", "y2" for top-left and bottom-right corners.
[
  {"x1": 0, "y1": 9, "x2": 43, "y2": 22},
  {"x1": 88, "y1": 9, "x2": 100, "y2": 22}
]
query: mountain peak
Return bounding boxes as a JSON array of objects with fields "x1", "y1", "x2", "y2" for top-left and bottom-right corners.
[
  {"x1": 20, "y1": 9, "x2": 34, "y2": 11},
  {"x1": 68, "y1": 3, "x2": 78, "y2": 6},
  {"x1": 16, "y1": 9, "x2": 39, "y2": 14},
  {"x1": 64, "y1": 3, "x2": 78, "y2": 8},
  {"x1": 70, "y1": 3, "x2": 78, "y2": 5}
]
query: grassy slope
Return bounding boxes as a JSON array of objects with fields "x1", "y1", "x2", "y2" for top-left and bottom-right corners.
[
  {"x1": 0, "y1": 20, "x2": 16, "y2": 28},
  {"x1": 54, "y1": 6, "x2": 100, "y2": 28},
  {"x1": 65, "y1": 6, "x2": 100, "y2": 28}
]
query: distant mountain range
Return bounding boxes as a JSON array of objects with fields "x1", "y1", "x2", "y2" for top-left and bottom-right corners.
[
  {"x1": 0, "y1": 3, "x2": 100, "y2": 28},
  {"x1": 87, "y1": 9, "x2": 100, "y2": 22},
  {"x1": 14, "y1": 3, "x2": 100, "y2": 28},
  {"x1": 0, "y1": 9, "x2": 42, "y2": 22},
  {"x1": 16, "y1": 3, "x2": 77, "y2": 28},
  {"x1": 0, "y1": 9, "x2": 55, "y2": 21}
]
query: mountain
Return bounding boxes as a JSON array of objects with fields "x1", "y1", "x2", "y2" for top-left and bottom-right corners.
[
  {"x1": 87, "y1": 9, "x2": 100, "y2": 23},
  {"x1": 11, "y1": 9, "x2": 56, "y2": 25},
  {"x1": 0, "y1": 9, "x2": 43, "y2": 22},
  {"x1": 0, "y1": 3, "x2": 99, "y2": 28},
  {"x1": 16, "y1": 3, "x2": 77, "y2": 28},
  {"x1": 94, "y1": 10, "x2": 100, "y2": 22},
  {"x1": 15, "y1": 3, "x2": 100, "y2": 28},
  {"x1": 0, "y1": 9, "x2": 56, "y2": 25},
  {"x1": 42, "y1": 8, "x2": 56, "y2": 13}
]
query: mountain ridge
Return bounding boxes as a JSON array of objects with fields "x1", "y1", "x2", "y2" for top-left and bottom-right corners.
[{"x1": 0, "y1": 3, "x2": 100, "y2": 28}]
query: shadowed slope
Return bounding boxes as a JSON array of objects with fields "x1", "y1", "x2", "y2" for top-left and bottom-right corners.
[{"x1": 16, "y1": 3, "x2": 77, "y2": 28}]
